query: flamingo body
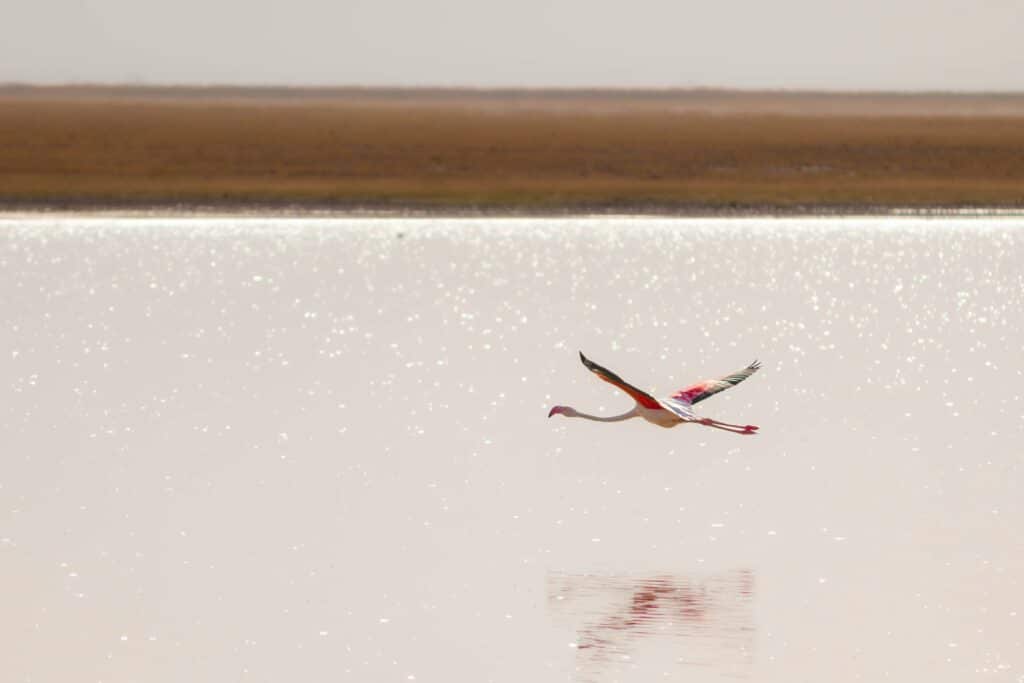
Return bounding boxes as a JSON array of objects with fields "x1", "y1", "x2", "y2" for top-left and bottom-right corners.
[
  {"x1": 549, "y1": 352, "x2": 761, "y2": 434},
  {"x1": 637, "y1": 402, "x2": 685, "y2": 428}
]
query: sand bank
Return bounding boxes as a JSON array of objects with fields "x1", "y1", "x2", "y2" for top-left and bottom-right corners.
[{"x1": 3, "y1": 86, "x2": 1023, "y2": 212}]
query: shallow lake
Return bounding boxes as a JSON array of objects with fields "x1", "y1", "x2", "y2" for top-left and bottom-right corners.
[{"x1": 2, "y1": 216, "x2": 1022, "y2": 682}]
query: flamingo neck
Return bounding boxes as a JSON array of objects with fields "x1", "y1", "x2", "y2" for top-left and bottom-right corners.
[{"x1": 571, "y1": 407, "x2": 639, "y2": 423}]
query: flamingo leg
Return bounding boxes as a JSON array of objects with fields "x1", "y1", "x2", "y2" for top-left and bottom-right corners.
[
  {"x1": 698, "y1": 418, "x2": 759, "y2": 434},
  {"x1": 704, "y1": 423, "x2": 757, "y2": 435}
]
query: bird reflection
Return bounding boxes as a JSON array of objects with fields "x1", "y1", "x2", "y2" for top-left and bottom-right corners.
[{"x1": 548, "y1": 570, "x2": 755, "y2": 681}]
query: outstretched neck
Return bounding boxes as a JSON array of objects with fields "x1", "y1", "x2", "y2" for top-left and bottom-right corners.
[{"x1": 572, "y1": 407, "x2": 639, "y2": 423}]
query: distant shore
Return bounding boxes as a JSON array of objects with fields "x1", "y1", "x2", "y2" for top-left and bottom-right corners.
[
  {"x1": 2, "y1": 198, "x2": 1022, "y2": 219},
  {"x1": 3, "y1": 85, "x2": 1023, "y2": 213}
]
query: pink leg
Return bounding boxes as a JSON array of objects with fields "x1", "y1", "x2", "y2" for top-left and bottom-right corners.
[{"x1": 699, "y1": 418, "x2": 759, "y2": 434}]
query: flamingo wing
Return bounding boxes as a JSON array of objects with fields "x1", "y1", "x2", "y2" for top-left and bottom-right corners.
[
  {"x1": 579, "y1": 352, "x2": 663, "y2": 410},
  {"x1": 657, "y1": 397, "x2": 698, "y2": 421},
  {"x1": 671, "y1": 360, "x2": 761, "y2": 405}
]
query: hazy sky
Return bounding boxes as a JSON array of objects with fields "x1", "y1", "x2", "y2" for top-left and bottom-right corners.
[{"x1": 5, "y1": 0, "x2": 1023, "y2": 90}]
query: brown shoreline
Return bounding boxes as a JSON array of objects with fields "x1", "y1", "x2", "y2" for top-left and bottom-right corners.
[
  {"x1": 3, "y1": 86, "x2": 1024, "y2": 212},
  {"x1": 4, "y1": 199, "x2": 1021, "y2": 219}
]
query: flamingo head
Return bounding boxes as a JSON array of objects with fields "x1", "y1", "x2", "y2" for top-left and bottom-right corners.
[{"x1": 548, "y1": 405, "x2": 576, "y2": 418}]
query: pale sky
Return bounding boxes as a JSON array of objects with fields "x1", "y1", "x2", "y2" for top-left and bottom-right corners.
[{"x1": 5, "y1": 0, "x2": 1023, "y2": 90}]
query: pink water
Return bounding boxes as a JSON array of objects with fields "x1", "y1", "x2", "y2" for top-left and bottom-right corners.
[{"x1": 2, "y1": 216, "x2": 1022, "y2": 682}]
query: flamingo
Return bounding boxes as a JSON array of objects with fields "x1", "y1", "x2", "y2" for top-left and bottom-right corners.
[{"x1": 548, "y1": 352, "x2": 761, "y2": 434}]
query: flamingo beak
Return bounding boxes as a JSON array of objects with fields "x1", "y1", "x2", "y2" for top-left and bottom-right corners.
[{"x1": 548, "y1": 406, "x2": 561, "y2": 418}]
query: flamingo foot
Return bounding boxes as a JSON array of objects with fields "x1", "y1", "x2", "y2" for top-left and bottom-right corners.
[{"x1": 743, "y1": 425, "x2": 759, "y2": 434}]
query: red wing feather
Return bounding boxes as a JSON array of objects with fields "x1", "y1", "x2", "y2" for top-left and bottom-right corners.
[
  {"x1": 579, "y1": 352, "x2": 662, "y2": 410},
  {"x1": 672, "y1": 360, "x2": 761, "y2": 405}
]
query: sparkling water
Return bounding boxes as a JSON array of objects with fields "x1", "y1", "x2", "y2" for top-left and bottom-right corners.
[{"x1": 2, "y1": 216, "x2": 1022, "y2": 682}]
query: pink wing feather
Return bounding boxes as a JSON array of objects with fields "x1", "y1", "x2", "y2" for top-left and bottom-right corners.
[
  {"x1": 579, "y1": 352, "x2": 664, "y2": 410},
  {"x1": 672, "y1": 361, "x2": 761, "y2": 405}
]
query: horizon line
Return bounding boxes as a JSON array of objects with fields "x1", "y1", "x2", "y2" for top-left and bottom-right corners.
[{"x1": 3, "y1": 82, "x2": 1024, "y2": 97}]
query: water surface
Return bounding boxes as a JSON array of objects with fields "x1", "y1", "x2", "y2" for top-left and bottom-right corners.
[{"x1": 2, "y1": 216, "x2": 1022, "y2": 682}]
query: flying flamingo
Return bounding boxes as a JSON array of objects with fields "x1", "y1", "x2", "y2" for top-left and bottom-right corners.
[{"x1": 548, "y1": 352, "x2": 761, "y2": 434}]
